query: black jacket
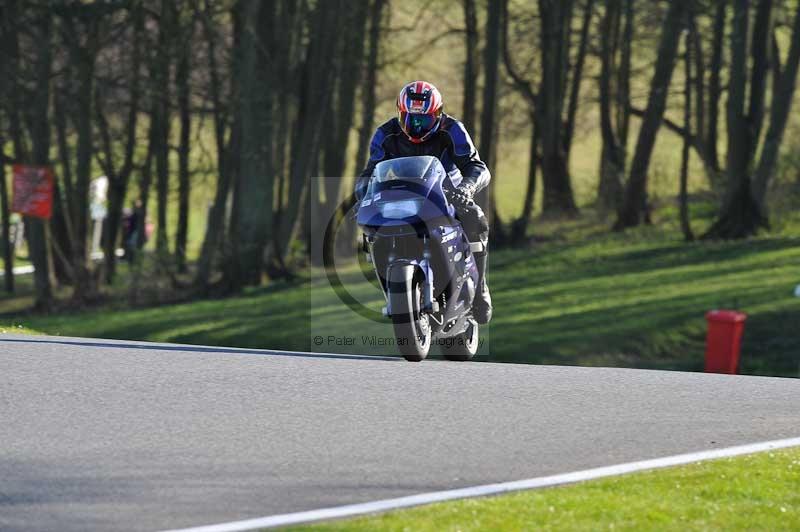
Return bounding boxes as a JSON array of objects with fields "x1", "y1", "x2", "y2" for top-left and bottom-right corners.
[{"x1": 355, "y1": 113, "x2": 490, "y2": 200}]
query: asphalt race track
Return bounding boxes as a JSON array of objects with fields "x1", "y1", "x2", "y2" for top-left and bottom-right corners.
[{"x1": 2, "y1": 334, "x2": 799, "y2": 531}]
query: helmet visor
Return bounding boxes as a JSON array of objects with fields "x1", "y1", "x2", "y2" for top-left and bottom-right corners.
[{"x1": 400, "y1": 111, "x2": 437, "y2": 139}]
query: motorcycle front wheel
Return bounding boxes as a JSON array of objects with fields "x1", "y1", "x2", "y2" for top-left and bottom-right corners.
[{"x1": 389, "y1": 266, "x2": 431, "y2": 362}]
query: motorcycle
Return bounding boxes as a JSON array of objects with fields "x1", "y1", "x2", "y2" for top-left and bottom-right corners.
[{"x1": 357, "y1": 155, "x2": 483, "y2": 362}]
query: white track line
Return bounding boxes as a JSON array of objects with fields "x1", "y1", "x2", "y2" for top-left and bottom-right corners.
[{"x1": 162, "y1": 436, "x2": 800, "y2": 532}]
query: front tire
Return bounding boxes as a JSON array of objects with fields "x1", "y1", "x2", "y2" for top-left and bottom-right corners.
[
  {"x1": 389, "y1": 266, "x2": 431, "y2": 362},
  {"x1": 439, "y1": 320, "x2": 479, "y2": 361}
]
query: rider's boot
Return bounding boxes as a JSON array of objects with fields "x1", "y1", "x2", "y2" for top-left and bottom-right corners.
[{"x1": 472, "y1": 250, "x2": 492, "y2": 324}]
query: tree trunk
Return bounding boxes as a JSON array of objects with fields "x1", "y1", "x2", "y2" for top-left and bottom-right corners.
[
  {"x1": 752, "y1": 1, "x2": 800, "y2": 207},
  {"x1": 227, "y1": 1, "x2": 277, "y2": 288},
  {"x1": 614, "y1": 0, "x2": 688, "y2": 230},
  {"x1": 153, "y1": 0, "x2": 173, "y2": 258},
  {"x1": 334, "y1": 0, "x2": 385, "y2": 261},
  {"x1": 195, "y1": 0, "x2": 233, "y2": 289},
  {"x1": 688, "y1": 7, "x2": 717, "y2": 190},
  {"x1": 137, "y1": 125, "x2": 156, "y2": 251},
  {"x1": 0, "y1": 3, "x2": 16, "y2": 293},
  {"x1": 0, "y1": 155, "x2": 13, "y2": 292},
  {"x1": 563, "y1": 0, "x2": 594, "y2": 157},
  {"x1": 52, "y1": 87, "x2": 78, "y2": 285},
  {"x1": 324, "y1": 5, "x2": 369, "y2": 181},
  {"x1": 101, "y1": 2, "x2": 143, "y2": 284},
  {"x1": 705, "y1": 1, "x2": 725, "y2": 179},
  {"x1": 476, "y1": 0, "x2": 503, "y2": 230},
  {"x1": 704, "y1": 0, "x2": 782, "y2": 239},
  {"x1": 462, "y1": 0, "x2": 478, "y2": 132},
  {"x1": 104, "y1": 181, "x2": 124, "y2": 272},
  {"x1": 278, "y1": 0, "x2": 344, "y2": 264},
  {"x1": 175, "y1": 20, "x2": 192, "y2": 274},
  {"x1": 49, "y1": 177, "x2": 74, "y2": 285},
  {"x1": 319, "y1": 2, "x2": 370, "y2": 264},
  {"x1": 501, "y1": 0, "x2": 540, "y2": 238},
  {"x1": 597, "y1": 0, "x2": 625, "y2": 211},
  {"x1": 27, "y1": 9, "x2": 54, "y2": 310},
  {"x1": 510, "y1": 114, "x2": 539, "y2": 244},
  {"x1": 67, "y1": 18, "x2": 99, "y2": 301},
  {"x1": 538, "y1": 0, "x2": 578, "y2": 216},
  {"x1": 746, "y1": 0, "x2": 772, "y2": 149},
  {"x1": 354, "y1": 0, "x2": 385, "y2": 179},
  {"x1": 5, "y1": 0, "x2": 27, "y2": 167},
  {"x1": 679, "y1": 31, "x2": 694, "y2": 242},
  {"x1": 268, "y1": 0, "x2": 302, "y2": 273},
  {"x1": 617, "y1": 0, "x2": 633, "y2": 149}
]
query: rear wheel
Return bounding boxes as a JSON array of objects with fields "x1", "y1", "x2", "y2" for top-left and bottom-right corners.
[
  {"x1": 390, "y1": 269, "x2": 431, "y2": 362},
  {"x1": 439, "y1": 320, "x2": 479, "y2": 361}
]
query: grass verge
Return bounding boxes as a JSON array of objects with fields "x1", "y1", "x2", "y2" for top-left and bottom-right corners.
[
  {"x1": 0, "y1": 324, "x2": 42, "y2": 335},
  {"x1": 2, "y1": 219, "x2": 798, "y2": 377},
  {"x1": 288, "y1": 447, "x2": 800, "y2": 532}
]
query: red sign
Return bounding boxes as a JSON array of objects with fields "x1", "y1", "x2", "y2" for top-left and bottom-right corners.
[{"x1": 12, "y1": 164, "x2": 54, "y2": 219}]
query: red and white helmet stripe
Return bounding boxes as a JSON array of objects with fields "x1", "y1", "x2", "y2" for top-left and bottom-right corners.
[
  {"x1": 396, "y1": 81, "x2": 444, "y2": 143},
  {"x1": 397, "y1": 81, "x2": 443, "y2": 115}
]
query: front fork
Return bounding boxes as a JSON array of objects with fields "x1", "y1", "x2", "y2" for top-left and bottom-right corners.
[{"x1": 365, "y1": 234, "x2": 436, "y2": 317}]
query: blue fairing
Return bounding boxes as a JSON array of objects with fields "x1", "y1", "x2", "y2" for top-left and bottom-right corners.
[
  {"x1": 357, "y1": 156, "x2": 456, "y2": 229},
  {"x1": 358, "y1": 156, "x2": 479, "y2": 334}
]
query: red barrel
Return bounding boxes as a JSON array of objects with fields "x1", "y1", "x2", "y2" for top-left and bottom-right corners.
[{"x1": 704, "y1": 310, "x2": 747, "y2": 374}]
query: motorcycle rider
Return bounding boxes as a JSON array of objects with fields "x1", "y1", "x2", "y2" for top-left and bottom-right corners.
[{"x1": 355, "y1": 81, "x2": 492, "y2": 325}]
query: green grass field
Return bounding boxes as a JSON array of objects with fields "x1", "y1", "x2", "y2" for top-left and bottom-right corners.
[
  {"x1": 3, "y1": 215, "x2": 799, "y2": 377},
  {"x1": 286, "y1": 447, "x2": 800, "y2": 531},
  {"x1": 0, "y1": 324, "x2": 40, "y2": 335}
]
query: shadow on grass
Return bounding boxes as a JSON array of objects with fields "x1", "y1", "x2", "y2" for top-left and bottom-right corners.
[
  {"x1": 493, "y1": 237, "x2": 799, "y2": 289},
  {"x1": 490, "y1": 282, "x2": 799, "y2": 377},
  {"x1": 741, "y1": 308, "x2": 800, "y2": 378}
]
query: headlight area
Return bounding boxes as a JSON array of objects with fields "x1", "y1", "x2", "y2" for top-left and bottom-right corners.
[{"x1": 378, "y1": 199, "x2": 424, "y2": 219}]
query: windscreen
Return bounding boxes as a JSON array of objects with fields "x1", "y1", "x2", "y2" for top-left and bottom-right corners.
[{"x1": 373, "y1": 156, "x2": 444, "y2": 183}]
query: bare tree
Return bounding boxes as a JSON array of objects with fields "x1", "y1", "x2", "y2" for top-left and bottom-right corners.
[
  {"x1": 194, "y1": 0, "x2": 234, "y2": 290},
  {"x1": 318, "y1": 2, "x2": 371, "y2": 264},
  {"x1": 632, "y1": 2, "x2": 727, "y2": 191},
  {"x1": 277, "y1": 0, "x2": 345, "y2": 266},
  {"x1": 94, "y1": 2, "x2": 144, "y2": 283},
  {"x1": 501, "y1": 0, "x2": 539, "y2": 243},
  {"x1": 614, "y1": 0, "x2": 688, "y2": 231},
  {"x1": 537, "y1": 0, "x2": 577, "y2": 216},
  {"x1": 57, "y1": 2, "x2": 123, "y2": 300},
  {"x1": 705, "y1": 0, "x2": 800, "y2": 238},
  {"x1": 597, "y1": 0, "x2": 631, "y2": 212}
]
